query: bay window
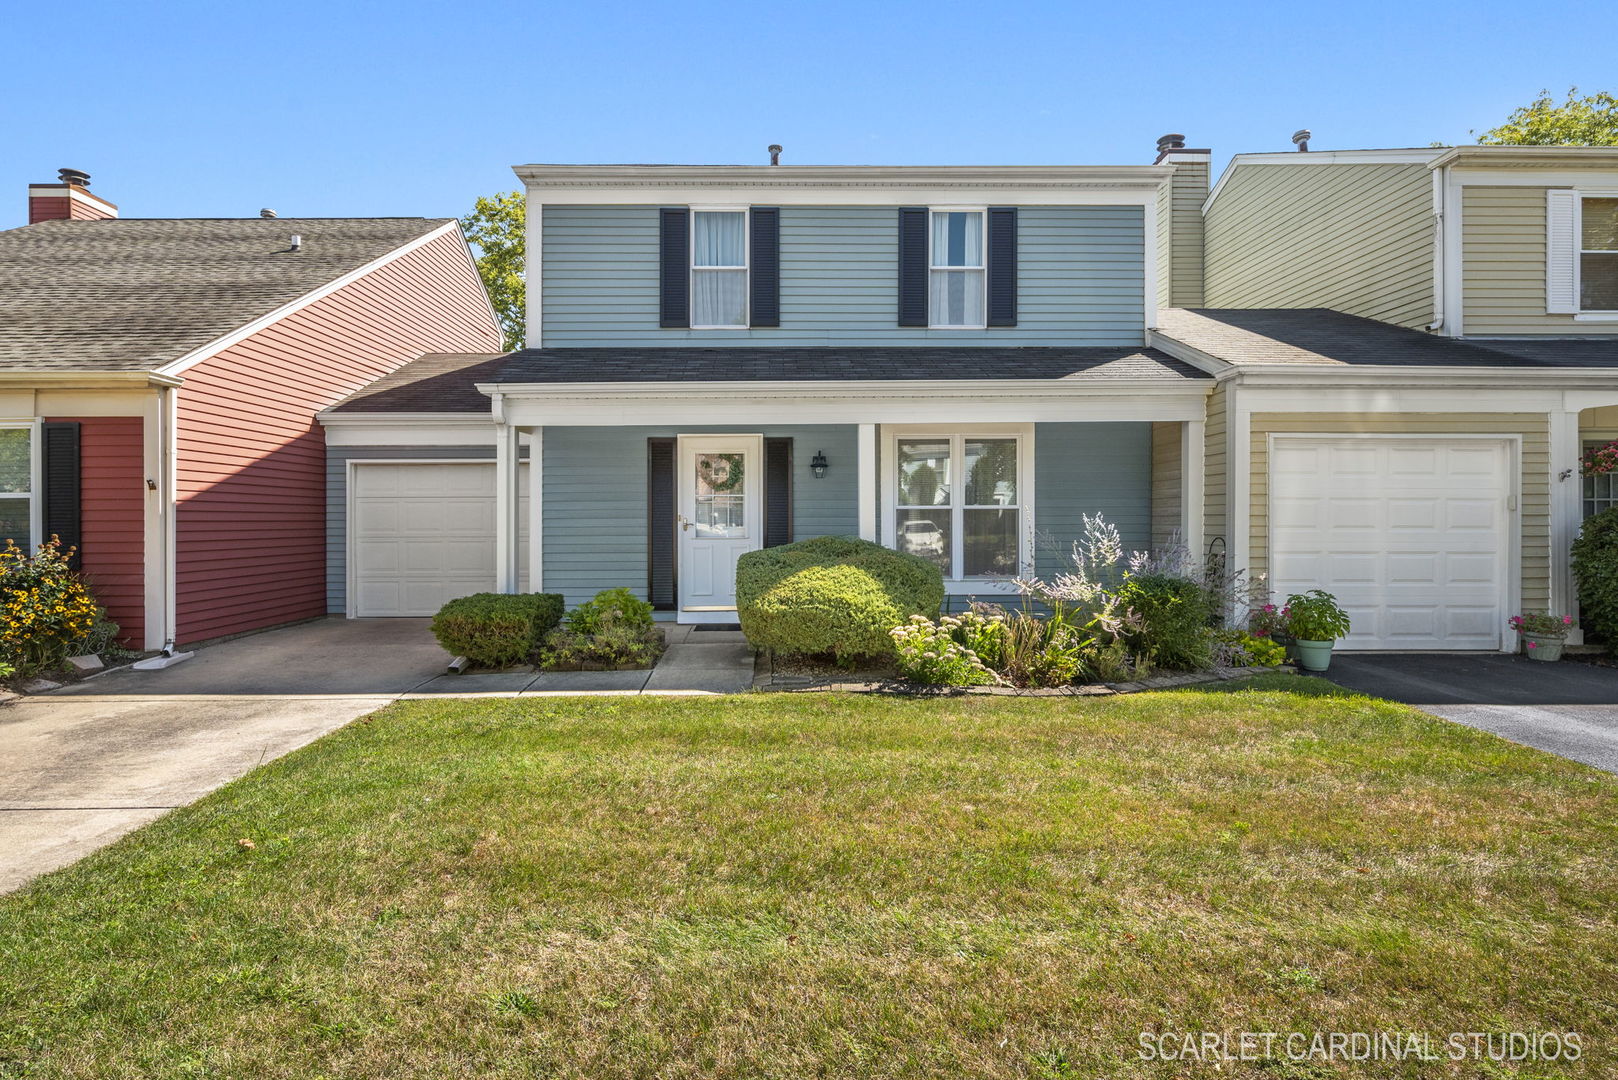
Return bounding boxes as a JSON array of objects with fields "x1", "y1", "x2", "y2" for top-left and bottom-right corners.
[
  {"x1": 929, "y1": 210, "x2": 985, "y2": 328},
  {"x1": 892, "y1": 429, "x2": 1025, "y2": 580},
  {"x1": 691, "y1": 210, "x2": 748, "y2": 328}
]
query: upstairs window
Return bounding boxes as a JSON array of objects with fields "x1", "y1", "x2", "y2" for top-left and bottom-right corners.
[
  {"x1": 1583, "y1": 197, "x2": 1618, "y2": 311},
  {"x1": 691, "y1": 210, "x2": 748, "y2": 328},
  {"x1": 929, "y1": 210, "x2": 985, "y2": 328}
]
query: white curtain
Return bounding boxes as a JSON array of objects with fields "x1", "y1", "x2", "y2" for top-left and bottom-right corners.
[
  {"x1": 693, "y1": 211, "x2": 745, "y2": 267},
  {"x1": 930, "y1": 211, "x2": 983, "y2": 268},
  {"x1": 693, "y1": 269, "x2": 747, "y2": 326},
  {"x1": 929, "y1": 269, "x2": 985, "y2": 326}
]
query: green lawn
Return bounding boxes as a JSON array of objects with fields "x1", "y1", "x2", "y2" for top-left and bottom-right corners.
[{"x1": 3, "y1": 679, "x2": 1617, "y2": 1078}]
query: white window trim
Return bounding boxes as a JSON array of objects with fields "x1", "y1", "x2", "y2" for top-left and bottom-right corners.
[
  {"x1": 927, "y1": 206, "x2": 988, "y2": 329},
  {"x1": 883, "y1": 422, "x2": 1033, "y2": 587},
  {"x1": 689, "y1": 205, "x2": 750, "y2": 330},
  {"x1": 1574, "y1": 190, "x2": 1618, "y2": 315},
  {"x1": 0, "y1": 421, "x2": 42, "y2": 553}
]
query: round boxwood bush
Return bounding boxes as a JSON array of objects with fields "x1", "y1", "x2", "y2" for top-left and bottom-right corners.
[
  {"x1": 736, "y1": 536, "x2": 945, "y2": 662},
  {"x1": 431, "y1": 592, "x2": 564, "y2": 668},
  {"x1": 1573, "y1": 507, "x2": 1618, "y2": 653}
]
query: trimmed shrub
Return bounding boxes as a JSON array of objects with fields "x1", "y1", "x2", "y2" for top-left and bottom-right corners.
[
  {"x1": 1116, "y1": 572, "x2": 1213, "y2": 671},
  {"x1": 539, "y1": 625, "x2": 665, "y2": 671},
  {"x1": 562, "y1": 587, "x2": 654, "y2": 635},
  {"x1": 1573, "y1": 507, "x2": 1618, "y2": 653},
  {"x1": 736, "y1": 536, "x2": 944, "y2": 662},
  {"x1": 430, "y1": 592, "x2": 564, "y2": 668}
]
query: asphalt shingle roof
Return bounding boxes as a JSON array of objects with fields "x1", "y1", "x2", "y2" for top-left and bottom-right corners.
[
  {"x1": 0, "y1": 217, "x2": 451, "y2": 371},
  {"x1": 329, "y1": 352, "x2": 513, "y2": 412},
  {"x1": 1153, "y1": 308, "x2": 1564, "y2": 367}
]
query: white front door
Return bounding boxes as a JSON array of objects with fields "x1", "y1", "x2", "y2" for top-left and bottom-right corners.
[
  {"x1": 1269, "y1": 436, "x2": 1512, "y2": 650},
  {"x1": 677, "y1": 434, "x2": 763, "y2": 623}
]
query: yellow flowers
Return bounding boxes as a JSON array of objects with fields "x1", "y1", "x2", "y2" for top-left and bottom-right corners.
[{"x1": 0, "y1": 537, "x2": 111, "y2": 675}]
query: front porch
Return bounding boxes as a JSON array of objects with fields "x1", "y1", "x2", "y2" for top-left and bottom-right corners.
[{"x1": 485, "y1": 378, "x2": 1210, "y2": 623}]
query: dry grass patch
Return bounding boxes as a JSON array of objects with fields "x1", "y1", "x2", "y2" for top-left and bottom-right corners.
[{"x1": 1, "y1": 678, "x2": 1616, "y2": 1078}]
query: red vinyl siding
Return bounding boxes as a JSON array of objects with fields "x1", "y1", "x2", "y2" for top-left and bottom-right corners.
[
  {"x1": 174, "y1": 228, "x2": 501, "y2": 643},
  {"x1": 55, "y1": 416, "x2": 145, "y2": 645}
]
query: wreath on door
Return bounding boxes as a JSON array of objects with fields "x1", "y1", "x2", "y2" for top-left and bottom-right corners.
[{"x1": 699, "y1": 453, "x2": 745, "y2": 494}]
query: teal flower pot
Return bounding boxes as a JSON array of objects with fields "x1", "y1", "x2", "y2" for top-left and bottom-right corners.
[{"x1": 1293, "y1": 639, "x2": 1335, "y2": 672}]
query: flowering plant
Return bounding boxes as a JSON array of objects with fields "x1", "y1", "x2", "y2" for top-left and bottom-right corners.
[
  {"x1": 0, "y1": 537, "x2": 108, "y2": 676},
  {"x1": 1508, "y1": 612, "x2": 1575, "y2": 640},
  {"x1": 890, "y1": 614, "x2": 1003, "y2": 687},
  {"x1": 1248, "y1": 603, "x2": 1289, "y2": 639},
  {"x1": 1582, "y1": 440, "x2": 1618, "y2": 477}
]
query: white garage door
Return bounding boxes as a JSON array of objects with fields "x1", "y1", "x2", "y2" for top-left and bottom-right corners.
[
  {"x1": 351, "y1": 462, "x2": 529, "y2": 617},
  {"x1": 1269, "y1": 437, "x2": 1510, "y2": 650}
]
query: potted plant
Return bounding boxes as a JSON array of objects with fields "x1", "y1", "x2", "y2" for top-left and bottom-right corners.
[
  {"x1": 1508, "y1": 612, "x2": 1574, "y2": 661},
  {"x1": 1282, "y1": 590, "x2": 1351, "y2": 672}
]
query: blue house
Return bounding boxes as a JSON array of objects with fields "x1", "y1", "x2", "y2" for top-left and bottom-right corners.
[{"x1": 321, "y1": 157, "x2": 1212, "y2": 622}]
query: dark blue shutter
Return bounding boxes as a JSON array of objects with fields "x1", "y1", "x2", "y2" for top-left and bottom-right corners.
[
  {"x1": 749, "y1": 207, "x2": 780, "y2": 327},
  {"x1": 41, "y1": 421, "x2": 81, "y2": 569},
  {"x1": 897, "y1": 207, "x2": 929, "y2": 327},
  {"x1": 647, "y1": 438, "x2": 677, "y2": 609},
  {"x1": 764, "y1": 438, "x2": 792, "y2": 547},
  {"x1": 659, "y1": 208, "x2": 690, "y2": 328},
  {"x1": 987, "y1": 207, "x2": 1018, "y2": 327}
]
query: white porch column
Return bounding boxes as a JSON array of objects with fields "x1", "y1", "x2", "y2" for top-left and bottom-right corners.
[
  {"x1": 857, "y1": 423, "x2": 878, "y2": 542},
  {"x1": 527, "y1": 426, "x2": 543, "y2": 592},
  {"x1": 1181, "y1": 419, "x2": 1205, "y2": 555},
  {"x1": 1550, "y1": 407, "x2": 1582, "y2": 637},
  {"x1": 494, "y1": 421, "x2": 521, "y2": 593}
]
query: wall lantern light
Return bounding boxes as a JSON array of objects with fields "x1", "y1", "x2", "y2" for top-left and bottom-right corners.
[{"x1": 810, "y1": 450, "x2": 829, "y2": 479}]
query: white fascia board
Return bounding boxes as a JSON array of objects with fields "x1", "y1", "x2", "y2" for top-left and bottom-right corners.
[
  {"x1": 482, "y1": 380, "x2": 1211, "y2": 426},
  {"x1": 0, "y1": 370, "x2": 183, "y2": 387},
  {"x1": 526, "y1": 183, "x2": 1161, "y2": 207},
  {"x1": 1443, "y1": 166, "x2": 1618, "y2": 189},
  {"x1": 1144, "y1": 331, "x2": 1235, "y2": 376},
  {"x1": 1235, "y1": 382, "x2": 1570, "y2": 414},
  {"x1": 515, "y1": 163, "x2": 1173, "y2": 186},
  {"x1": 1430, "y1": 146, "x2": 1618, "y2": 170},
  {"x1": 155, "y1": 221, "x2": 460, "y2": 377},
  {"x1": 316, "y1": 410, "x2": 492, "y2": 426},
  {"x1": 1226, "y1": 365, "x2": 1618, "y2": 388},
  {"x1": 1204, "y1": 148, "x2": 1445, "y2": 214}
]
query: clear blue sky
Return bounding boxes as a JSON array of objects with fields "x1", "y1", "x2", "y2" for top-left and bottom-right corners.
[{"x1": 5, "y1": 0, "x2": 1615, "y2": 229}]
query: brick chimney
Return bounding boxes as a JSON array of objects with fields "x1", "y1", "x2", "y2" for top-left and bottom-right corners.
[{"x1": 28, "y1": 168, "x2": 118, "y2": 224}]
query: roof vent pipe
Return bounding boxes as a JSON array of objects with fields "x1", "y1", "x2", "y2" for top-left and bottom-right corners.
[
  {"x1": 768, "y1": 144, "x2": 782, "y2": 166},
  {"x1": 1291, "y1": 129, "x2": 1312, "y2": 152},
  {"x1": 289, "y1": 234, "x2": 302, "y2": 252},
  {"x1": 260, "y1": 208, "x2": 277, "y2": 219}
]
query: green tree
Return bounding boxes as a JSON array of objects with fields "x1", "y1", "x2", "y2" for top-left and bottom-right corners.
[
  {"x1": 1477, "y1": 88, "x2": 1618, "y2": 146},
  {"x1": 460, "y1": 191, "x2": 526, "y2": 350}
]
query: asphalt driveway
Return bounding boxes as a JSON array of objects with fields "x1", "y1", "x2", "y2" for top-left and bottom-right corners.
[
  {"x1": 0, "y1": 617, "x2": 448, "y2": 894},
  {"x1": 1327, "y1": 652, "x2": 1618, "y2": 774}
]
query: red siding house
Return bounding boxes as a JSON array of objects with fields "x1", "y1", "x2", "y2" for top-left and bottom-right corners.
[{"x1": 0, "y1": 169, "x2": 503, "y2": 651}]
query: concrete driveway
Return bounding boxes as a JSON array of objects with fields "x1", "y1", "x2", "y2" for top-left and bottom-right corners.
[
  {"x1": 0, "y1": 617, "x2": 449, "y2": 894},
  {"x1": 1327, "y1": 652, "x2": 1618, "y2": 774}
]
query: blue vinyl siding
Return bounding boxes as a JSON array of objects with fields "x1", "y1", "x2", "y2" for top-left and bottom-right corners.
[
  {"x1": 542, "y1": 425, "x2": 859, "y2": 608},
  {"x1": 541, "y1": 205, "x2": 1145, "y2": 348},
  {"x1": 1033, "y1": 422, "x2": 1153, "y2": 580}
]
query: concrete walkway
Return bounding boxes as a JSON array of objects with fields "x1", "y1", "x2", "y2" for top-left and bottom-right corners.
[
  {"x1": 1327, "y1": 652, "x2": 1618, "y2": 774},
  {"x1": 0, "y1": 617, "x2": 755, "y2": 893}
]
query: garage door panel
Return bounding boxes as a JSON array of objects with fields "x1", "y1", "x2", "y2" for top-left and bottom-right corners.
[
  {"x1": 351, "y1": 463, "x2": 529, "y2": 617},
  {"x1": 1271, "y1": 437, "x2": 1508, "y2": 650}
]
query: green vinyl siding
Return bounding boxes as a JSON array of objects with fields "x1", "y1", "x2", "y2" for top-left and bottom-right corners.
[
  {"x1": 540, "y1": 205, "x2": 1145, "y2": 348},
  {"x1": 1204, "y1": 162, "x2": 1434, "y2": 329}
]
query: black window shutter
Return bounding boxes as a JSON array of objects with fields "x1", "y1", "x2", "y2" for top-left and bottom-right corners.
[
  {"x1": 764, "y1": 438, "x2": 793, "y2": 547},
  {"x1": 987, "y1": 207, "x2": 1018, "y2": 327},
  {"x1": 647, "y1": 438, "x2": 677, "y2": 609},
  {"x1": 41, "y1": 421, "x2": 81, "y2": 569},
  {"x1": 659, "y1": 208, "x2": 690, "y2": 328},
  {"x1": 749, "y1": 207, "x2": 780, "y2": 327},
  {"x1": 897, "y1": 206, "x2": 929, "y2": 327}
]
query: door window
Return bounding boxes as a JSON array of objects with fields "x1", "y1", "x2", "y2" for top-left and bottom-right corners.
[{"x1": 693, "y1": 452, "x2": 747, "y2": 537}]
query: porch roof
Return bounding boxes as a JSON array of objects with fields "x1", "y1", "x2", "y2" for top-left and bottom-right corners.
[{"x1": 1154, "y1": 308, "x2": 1618, "y2": 368}]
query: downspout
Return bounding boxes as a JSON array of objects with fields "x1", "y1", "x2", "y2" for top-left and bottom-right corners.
[
  {"x1": 132, "y1": 382, "x2": 192, "y2": 669},
  {"x1": 1426, "y1": 165, "x2": 1446, "y2": 332}
]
